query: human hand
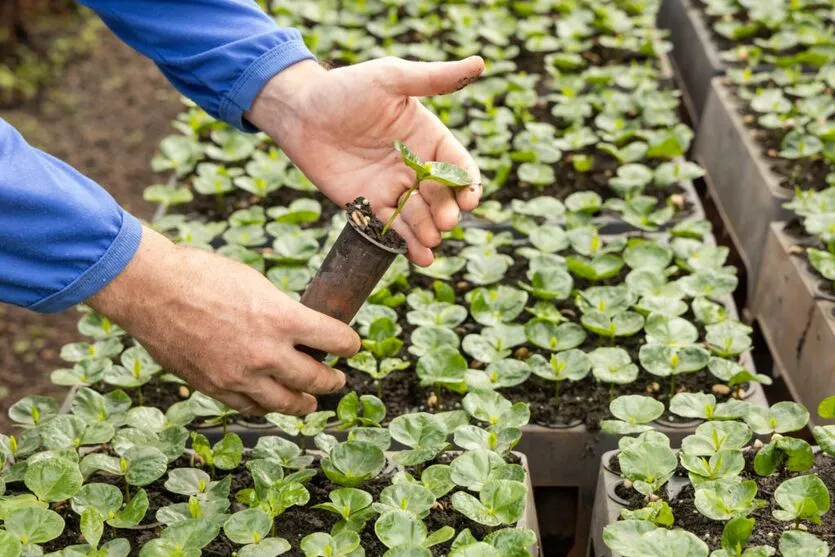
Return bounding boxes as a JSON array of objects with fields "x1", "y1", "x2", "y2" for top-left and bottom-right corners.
[
  {"x1": 88, "y1": 226, "x2": 360, "y2": 415},
  {"x1": 246, "y1": 56, "x2": 485, "y2": 266}
]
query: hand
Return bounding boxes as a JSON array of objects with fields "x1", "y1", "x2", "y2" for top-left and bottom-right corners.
[
  {"x1": 246, "y1": 56, "x2": 486, "y2": 266},
  {"x1": 88, "y1": 226, "x2": 360, "y2": 415}
]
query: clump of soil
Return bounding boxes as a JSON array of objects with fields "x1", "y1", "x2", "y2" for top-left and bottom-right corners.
[{"x1": 346, "y1": 197, "x2": 407, "y2": 251}]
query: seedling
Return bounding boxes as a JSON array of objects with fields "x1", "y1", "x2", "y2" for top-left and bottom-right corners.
[{"x1": 382, "y1": 141, "x2": 473, "y2": 235}]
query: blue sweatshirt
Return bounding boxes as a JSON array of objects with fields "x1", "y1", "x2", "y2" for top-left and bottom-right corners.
[{"x1": 0, "y1": 0, "x2": 314, "y2": 312}]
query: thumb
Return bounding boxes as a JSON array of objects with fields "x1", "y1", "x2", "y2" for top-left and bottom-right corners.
[{"x1": 384, "y1": 56, "x2": 485, "y2": 97}]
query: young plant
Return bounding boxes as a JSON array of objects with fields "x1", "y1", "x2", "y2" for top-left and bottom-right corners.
[
  {"x1": 313, "y1": 488, "x2": 376, "y2": 532},
  {"x1": 101, "y1": 345, "x2": 163, "y2": 406},
  {"x1": 449, "y1": 449, "x2": 524, "y2": 492},
  {"x1": 462, "y1": 324, "x2": 526, "y2": 364},
  {"x1": 190, "y1": 432, "x2": 244, "y2": 476},
  {"x1": 264, "y1": 410, "x2": 335, "y2": 453},
  {"x1": 619, "y1": 500, "x2": 674, "y2": 527},
  {"x1": 321, "y1": 440, "x2": 385, "y2": 488},
  {"x1": 373, "y1": 483, "x2": 436, "y2": 519},
  {"x1": 680, "y1": 449, "x2": 746, "y2": 488},
  {"x1": 772, "y1": 475, "x2": 830, "y2": 525},
  {"x1": 710, "y1": 516, "x2": 775, "y2": 557},
  {"x1": 389, "y1": 413, "x2": 449, "y2": 467},
  {"x1": 80, "y1": 445, "x2": 168, "y2": 502},
  {"x1": 415, "y1": 347, "x2": 468, "y2": 409},
  {"x1": 251, "y1": 436, "x2": 313, "y2": 469},
  {"x1": 300, "y1": 531, "x2": 363, "y2": 557},
  {"x1": 681, "y1": 421, "x2": 753, "y2": 457},
  {"x1": 603, "y1": 521, "x2": 709, "y2": 557},
  {"x1": 382, "y1": 141, "x2": 472, "y2": 234},
  {"x1": 601, "y1": 395, "x2": 665, "y2": 435},
  {"x1": 223, "y1": 507, "x2": 291, "y2": 556},
  {"x1": 451, "y1": 479, "x2": 528, "y2": 527},
  {"x1": 527, "y1": 349, "x2": 591, "y2": 410},
  {"x1": 187, "y1": 391, "x2": 239, "y2": 434},
  {"x1": 374, "y1": 510, "x2": 455, "y2": 553},
  {"x1": 164, "y1": 468, "x2": 231, "y2": 501},
  {"x1": 618, "y1": 437, "x2": 678, "y2": 497},
  {"x1": 589, "y1": 347, "x2": 640, "y2": 399},
  {"x1": 138, "y1": 518, "x2": 221, "y2": 556},
  {"x1": 694, "y1": 480, "x2": 765, "y2": 520},
  {"x1": 335, "y1": 392, "x2": 386, "y2": 430},
  {"x1": 71, "y1": 482, "x2": 149, "y2": 528}
]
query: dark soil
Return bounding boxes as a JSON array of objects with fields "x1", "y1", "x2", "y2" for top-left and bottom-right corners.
[
  {"x1": 610, "y1": 449, "x2": 835, "y2": 552},
  {"x1": 184, "y1": 186, "x2": 341, "y2": 224},
  {"x1": 0, "y1": 25, "x2": 182, "y2": 433},
  {"x1": 46, "y1": 452, "x2": 506, "y2": 556},
  {"x1": 670, "y1": 452, "x2": 835, "y2": 551},
  {"x1": 724, "y1": 77, "x2": 834, "y2": 194},
  {"x1": 347, "y1": 197, "x2": 407, "y2": 251}
]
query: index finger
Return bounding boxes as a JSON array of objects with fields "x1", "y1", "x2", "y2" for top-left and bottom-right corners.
[{"x1": 429, "y1": 111, "x2": 482, "y2": 213}]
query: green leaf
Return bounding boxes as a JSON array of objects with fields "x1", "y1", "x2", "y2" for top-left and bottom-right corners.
[
  {"x1": 694, "y1": 480, "x2": 763, "y2": 520},
  {"x1": 619, "y1": 441, "x2": 677, "y2": 496},
  {"x1": 779, "y1": 530, "x2": 829, "y2": 557},
  {"x1": 681, "y1": 421, "x2": 752, "y2": 456},
  {"x1": 374, "y1": 510, "x2": 427, "y2": 548},
  {"x1": 670, "y1": 393, "x2": 716, "y2": 420},
  {"x1": 109, "y1": 488, "x2": 149, "y2": 528},
  {"x1": 224, "y1": 508, "x2": 272, "y2": 545},
  {"x1": 238, "y1": 538, "x2": 291, "y2": 557},
  {"x1": 451, "y1": 479, "x2": 527, "y2": 527},
  {"x1": 772, "y1": 475, "x2": 830, "y2": 525},
  {"x1": 589, "y1": 347, "x2": 639, "y2": 385},
  {"x1": 818, "y1": 395, "x2": 835, "y2": 419},
  {"x1": 426, "y1": 161, "x2": 472, "y2": 187},
  {"x1": 5, "y1": 507, "x2": 64, "y2": 544},
  {"x1": 300, "y1": 531, "x2": 361, "y2": 557},
  {"x1": 720, "y1": 516, "x2": 755, "y2": 551},
  {"x1": 602, "y1": 520, "x2": 658, "y2": 555},
  {"x1": 124, "y1": 446, "x2": 168, "y2": 487},
  {"x1": 213, "y1": 433, "x2": 244, "y2": 470},
  {"x1": 394, "y1": 141, "x2": 427, "y2": 177},
  {"x1": 635, "y1": 528, "x2": 709, "y2": 557},
  {"x1": 322, "y1": 441, "x2": 385, "y2": 487},
  {"x1": 743, "y1": 402, "x2": 809, "y2": 434},
  {"x1": 813, "y1": 425, "x2": 835, "y2": 457},
  {"x1": 8, "y1": 396, "x2": 58, "y2": 426},
  {"x1": 81, "y1": 508, "x2": 104, "y2": 549},
  {"x1": 0, "y1": 531, "x2": 21, "y2": 557},
  {"x1": 159, "y1": 517, "x2": 220, "y2": 550},
  {"x1": 609, "y1": 395, "x2": 664, "y2": 425},
  {"x1": 524, "y1": 319, "x2": 586, "y2": 351},
  {"x1": 71, "y1": 482, "x2": 122, "y2": 519},
  {"x1": 24, "y1": 455, "x2": 83, "y2": 502}
]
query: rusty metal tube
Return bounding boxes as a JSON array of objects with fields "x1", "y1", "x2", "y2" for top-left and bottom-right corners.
[{"x1": 298, "y1": 219, "x2": 406, "y2": 361}]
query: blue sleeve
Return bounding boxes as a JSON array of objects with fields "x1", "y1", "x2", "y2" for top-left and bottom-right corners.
[
  {"x1": 78, "y1": 0, "x2": 316, "y2": 131},
  {"x1": 0, "y1": 118, "x2": 142, "y2": 313}
]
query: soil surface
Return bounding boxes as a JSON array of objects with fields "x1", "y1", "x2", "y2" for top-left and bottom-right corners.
[
  {"x1": 613, "y1": 450, "x2": 835, "y2": 552},
  {"x1": 347, "y1": 197, "x2": 408, "y2": 251},
  {"x1": 0, "y1": 26, "x2": 182, "y2": 432},
  {"x1": 43, "y1": 452, "x2": 506, "y2": 556}
]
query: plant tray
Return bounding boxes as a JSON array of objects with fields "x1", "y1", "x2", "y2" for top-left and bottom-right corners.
[
  {"x1": 656, "y1": 0, "x2": 725, "y2": 126},
  {"x1": 754, "y1": 223, "x2": 835, "y2": 427},
  {"x1": 694, "y1": 78, "x2": 792, "y2": 302}
]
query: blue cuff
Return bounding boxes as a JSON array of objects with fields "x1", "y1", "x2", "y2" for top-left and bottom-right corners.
[
  {"x1": 220, "y1": 39, "x2": 316, "y2": 132},
  {"x1": 28, "y1": 211, "x2": 143, "y2": 313}
]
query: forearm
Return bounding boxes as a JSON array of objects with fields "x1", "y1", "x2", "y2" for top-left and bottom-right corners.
[
  {"x1": 78, "y1": 0, "x2": 316, "y2": 130},
  {"x1": 0, "y1": 118, "x2": 141, "y2": 313}
]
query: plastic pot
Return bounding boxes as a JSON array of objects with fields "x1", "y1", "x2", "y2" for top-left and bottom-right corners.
[{"x1": 298, "y1": 218, "x2": 406, "y2": 362}]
